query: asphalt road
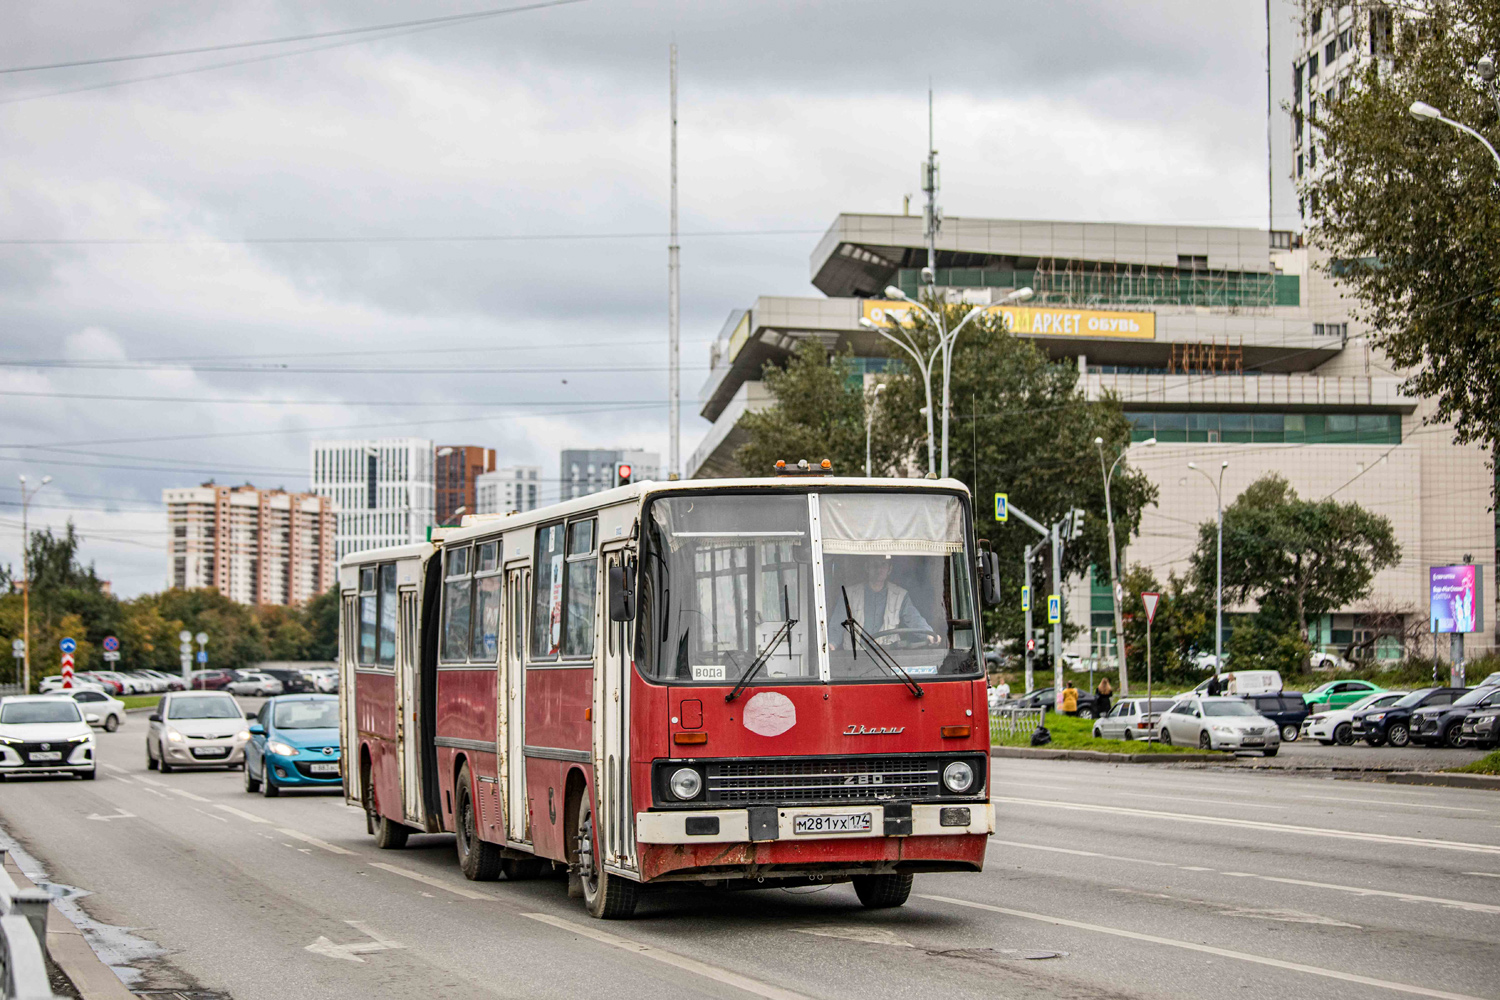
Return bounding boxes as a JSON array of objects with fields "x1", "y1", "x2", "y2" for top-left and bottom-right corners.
[{"x1": 2, "y1": 718, "x2": 1497, "y2": 1000}]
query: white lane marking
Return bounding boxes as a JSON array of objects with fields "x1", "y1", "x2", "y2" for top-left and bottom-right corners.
[
  {"x1": 990, "y1": 838, "x2": 1500, "y2": 914},
  {"x1": 992, "y1": 796, "x2": 1500, "y2": 855},
  {"x1": 102, "y1": 763, "x2": 128, "y2": 774},
  {"x1": 523, "y1": 912, "x2": 814, "y2": 1000},
  {"x1": 133, "y1": 774, "x2": 165, "y2": 787},
  {"x1": 996, "y1": 779, "x2": 1491, "y2": 816},
  {"x1": 277, "y1": 828, "x2": 354, "y2": 855},
  {"x1": 84, "y1": 809, "x2": 135, "y2": 822},
  {"x1": 1295, "y1": 794, "x2": 1491, "y2": 814},
  {"x1": 191, "y1": 808, "x2": 229, "y2": 824},
  {"x1": 213, "y1": 804, "x2": 271, "y2": 824},
  {"x1": 922, "y1": 895, "x2": 1490, "y2": 1000},
  {"x1": 305, "y1": 920, "x2": 404, "y2": 963},
  {"x1": 1467, "y1": 872, "x2": 1500, "y2": 878},
  {"x1": 369, "y1": 862, "x2": 493, "y2": 900},
  {"x1": 1108, "y1": 888, "x2": 1361, "y2": 928},
  {"x1": 168, "y1": 788, "x2": 211, "y2": 803},
  {"x1": 793, "y1": 925, "x2": 913, "y2": 948}
]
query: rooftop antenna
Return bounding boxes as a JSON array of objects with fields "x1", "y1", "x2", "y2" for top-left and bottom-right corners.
[
  {"x1": 668, "y1": 43, "x2": 681, "y2": 479},
  {"x1": 1265, "y1": 0, "x2": 1273, "y2": 241},
  {"x1": 922, "y1": 84, "x2": 940, "y2": 290}
]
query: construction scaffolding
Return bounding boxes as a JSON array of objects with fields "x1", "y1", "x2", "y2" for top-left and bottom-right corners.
[
  {"x1": 1030, "y1": 258, "x2": 1280, "y2": 310},
  {"x1": 1167, "y1": 339, "x2": 1245, "y2": 375}
]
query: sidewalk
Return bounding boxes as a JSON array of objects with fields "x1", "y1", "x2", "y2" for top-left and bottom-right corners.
[{"x1": 5, "y1": 851, "x2": 136, "y2": 1000}]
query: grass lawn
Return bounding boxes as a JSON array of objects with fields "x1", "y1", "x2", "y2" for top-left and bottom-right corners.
[
  {"x1": 991, "y1": 712, "x2": 1196, "y2": 754},
  {"x1": 120, "y1": 695, "x2": 162, "y2": 710},
  {"x1": 1447, "y1": 750, "x2": 1500, "y2": 775}
]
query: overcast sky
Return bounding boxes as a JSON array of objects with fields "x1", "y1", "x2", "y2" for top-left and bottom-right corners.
[{"x1": 0, "y1": 0, "x2": 1304, "y2": 597}]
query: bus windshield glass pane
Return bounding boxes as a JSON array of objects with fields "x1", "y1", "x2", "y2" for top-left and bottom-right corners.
[
  {"x1": 642, "y1": 494, "x2": 813, "y2": 683},
  {"x1": 822, "y1": 493, "x2": 977, "y2": 679}
]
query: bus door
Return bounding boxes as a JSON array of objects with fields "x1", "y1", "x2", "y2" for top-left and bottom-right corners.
[
  {"x1": 339, "y1": 588, "x2": 359, "y2": 804},
  {"x1": 595, "y1": 545, "x2": 637, "y2": 874},
  {"x1": 504, "y1": 565, "x2": 530, "y2": 844},
  {"x1": 396, "y1": 584, "x2": 422, "y2": 823}
]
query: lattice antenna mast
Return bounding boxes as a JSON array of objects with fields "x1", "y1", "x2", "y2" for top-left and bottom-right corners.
[{"x1": 668, "y1": 44, "x2": 681, "y2": 478}]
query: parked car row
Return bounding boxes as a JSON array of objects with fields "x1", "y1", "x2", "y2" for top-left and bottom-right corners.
[
  {"x1": 41, "y1": 669, "x2": 185, "y2": 695},
  {"x1": 189, "y1": 666, "x2": 337, "y2": 694}
]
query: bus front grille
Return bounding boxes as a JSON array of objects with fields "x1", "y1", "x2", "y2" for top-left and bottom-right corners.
[{"x1": 705, "y1": 756, "x2": 942, "y2": 805}]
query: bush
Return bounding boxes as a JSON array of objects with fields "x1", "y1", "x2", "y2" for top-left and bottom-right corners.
[{"x1": 1226, "y1": 621, "x2": 1311, "y2": 675}]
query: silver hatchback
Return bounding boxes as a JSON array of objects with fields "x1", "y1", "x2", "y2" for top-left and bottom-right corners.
[{"x1": 147, "y1": 691, "x2": 250, "y2": 772}]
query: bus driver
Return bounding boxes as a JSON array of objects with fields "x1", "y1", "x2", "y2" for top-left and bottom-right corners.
[{"x1": 839, "y1": 555, "x2": 941, "y2": 646}]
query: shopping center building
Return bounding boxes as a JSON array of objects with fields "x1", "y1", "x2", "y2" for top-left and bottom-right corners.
[{"x1": 686, "y1": 213, "x2": 1496, "y2": 663}]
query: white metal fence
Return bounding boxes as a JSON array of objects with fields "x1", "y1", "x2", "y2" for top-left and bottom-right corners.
[
  {"x1": 1, "y1": 849, "x2": 62, "y2": 1000},
  {"x1": 989, "y1": 707, "x2": 1046, "y2": 743}
]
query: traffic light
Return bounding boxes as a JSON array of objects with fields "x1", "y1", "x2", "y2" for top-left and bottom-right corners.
[{"x1": 614, "y1": 463, "x2": 633, "y2": 487}]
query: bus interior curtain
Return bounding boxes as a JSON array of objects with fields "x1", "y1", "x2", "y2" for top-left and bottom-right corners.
[{"x1": 819, "y1": 494, "x2": 964, "y2": 556}]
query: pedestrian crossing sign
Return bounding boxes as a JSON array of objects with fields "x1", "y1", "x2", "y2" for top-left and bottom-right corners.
[
  {"x1": 1047, "y1": 594, "x2": 1060, "y2": 624},
  {"x1": 1020, "y1": 585, "x2": 1030, "y2": 611},
  {"x1": 994, "y1": 493, "x2": 1007, "y2": 522}
]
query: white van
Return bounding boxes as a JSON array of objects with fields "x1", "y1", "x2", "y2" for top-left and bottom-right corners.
[{"x1": 1193, "y1": 670, "x2": 1284, "y2": 697}]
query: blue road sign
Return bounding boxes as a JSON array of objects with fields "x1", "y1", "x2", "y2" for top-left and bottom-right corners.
[
  {"x1": 1020, "y1": 585, "x2": 1030, "y2": 611},
  {"x1": 1047, "y1": 594, "x2": 1061, "y2": 624},
  {"x1": 103, "y1": 636, "x2": 119, "y2": 652},
  {"x1": 59, "y1": 637, "x2": 77, "y2": 654},
  {"x1": 994, "y1": 493, "x2": 1008, "y2": 522},
  {"x1": 196, "y1": 650, "x2": 208, "y2": 663}
]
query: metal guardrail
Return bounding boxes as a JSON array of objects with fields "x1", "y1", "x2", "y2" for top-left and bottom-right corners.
[
  {"x1": 0, "y1": 849, "x2": 62, "y2": 1000},
  {"x1": 989, "y1": 707, "x2": 1046, "y2": 742}
]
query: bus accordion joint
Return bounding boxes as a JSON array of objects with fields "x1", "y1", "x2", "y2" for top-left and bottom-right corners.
[
  {"x1": 940, "y1": 725, "x2": 972, "y2": 738},
  {"x1": 673, "y1": 732, "x2": 707, "y2": 745}
]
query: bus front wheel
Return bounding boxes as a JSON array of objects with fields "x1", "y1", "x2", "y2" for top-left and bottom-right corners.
[
  {"x1": 575, "y1": 793, "x2": 640, "y2": 919},
  {"x1": 455, "y1": 764, "x2": 502, "y2": 880},
  {"x1": 364, "y1": 763, "x2": 409, "y2": 850},
  {"x1": 852, "y1": 873, "x2": 913, "y2": 909}
]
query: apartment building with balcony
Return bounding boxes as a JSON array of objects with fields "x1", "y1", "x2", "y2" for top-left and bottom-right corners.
[
  {"x1": 687, "y1": 212, "x2": 1496, "y2": 663},
  {"x1": 164, "y1": 483, "x2": 335, "y2": 605}
]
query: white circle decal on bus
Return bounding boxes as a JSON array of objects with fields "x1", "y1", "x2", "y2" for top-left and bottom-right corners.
[{"x1": 742, "y1": 691, "x2": 796, "y2": 737}]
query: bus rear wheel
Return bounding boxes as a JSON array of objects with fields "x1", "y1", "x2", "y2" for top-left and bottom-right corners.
[
  {"x1": 852, "y1": 873, "x2": 913, "y2": 909},
  {"x1": 455, "y1": 764, "x2": 502, "y2": 881},
  {"x1": 575, "y1": 793, "x2": 639, "y2": 919}
]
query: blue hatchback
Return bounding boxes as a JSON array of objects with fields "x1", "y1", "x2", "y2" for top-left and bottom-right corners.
[{"x1": 244, "y1": 694, "x2": 341, "y2": 796}]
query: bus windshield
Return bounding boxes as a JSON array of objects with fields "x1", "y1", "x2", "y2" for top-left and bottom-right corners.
[{"x1": 638, "y1": 489, "x2": 978, "y2": 685}]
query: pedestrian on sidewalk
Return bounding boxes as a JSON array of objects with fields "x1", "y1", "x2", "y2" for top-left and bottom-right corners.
[
  {"x1": 1095, "y1": 677, "x2": 1113, "y2": 717},
  {"x1": 1061, "y1": 682, "x2": 1079, "y2": 717}
]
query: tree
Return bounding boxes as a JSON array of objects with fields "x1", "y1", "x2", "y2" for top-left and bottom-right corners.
[
  {"x1": 302, "y1": 587, "x2": 341, "y2": 661},
  {"x1": 1305, "y1": 1, "x2": 1500, "y2": 474},
  {"x1": 735, "y1": 341, "x2": 892, "y2": 476},
  {"x1": 1190, "y1": 474, "x2": 1401, "y2": 638}
]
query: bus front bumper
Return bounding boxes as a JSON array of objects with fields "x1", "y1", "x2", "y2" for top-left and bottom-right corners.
[{"x1": 636, "y1": 802, "x2": 993, "y2": 845}]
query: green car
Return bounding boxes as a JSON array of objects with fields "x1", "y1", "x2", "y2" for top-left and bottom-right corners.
[{"x1": 1304, "y1": 679, "x2": 1385, "y2": 712}]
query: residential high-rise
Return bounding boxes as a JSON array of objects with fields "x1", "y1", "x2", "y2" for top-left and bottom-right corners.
[
  {"x1": 163, "y1": 483, "x2": 335, "y2": 605},
  {"x1": 310, "y1": 438, "x2": 434, "y2": 560},
  {"x1": 475, "y1": 465, "x2": 541, "y2": 515},
  {"x1": 560, "y1": 449, "x2": 660, "y2": 501},
  {"x1": 435, "y1": 445, "x2": 495, "y2": 524}
]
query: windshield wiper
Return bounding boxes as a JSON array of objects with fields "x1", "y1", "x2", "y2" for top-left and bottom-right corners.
[
  {"x1": 726, "y1": 587, "x2": 797, "y2": 703},
  {"x1": 840, "y1": 585, "x2": 924, "y2": 697}
]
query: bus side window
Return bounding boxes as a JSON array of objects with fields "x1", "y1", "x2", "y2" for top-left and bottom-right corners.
[
  {"x1": 359, "y1": 567, "x2": 377, "y2": 665},
  {"x1": 564, "y1": 520, "x2": 597, "y2": 657},
  {"x1": 442, "y1": 546, "x2": 473, "y2": 662},
  {"x1": 377, "y1": 563, "x2": 398, "y2": 666},
  {"x1": 533, "y1": 523, "x2": 566, "y2": 659}
]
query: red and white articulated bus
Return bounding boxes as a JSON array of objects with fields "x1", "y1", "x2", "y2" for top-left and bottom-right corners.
[{"x1": 339, "y1": 471, "x2": 999, "y2": 919}]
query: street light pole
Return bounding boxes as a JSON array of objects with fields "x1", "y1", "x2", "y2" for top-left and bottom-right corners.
[
  {"x1": 859, "y1": 311, "x2": 941, "y2": 475},
  {"x1": 1095, "y1": 436, "x2": 1156, "y2": 697},
  {"x1": 17, "y1": 474, "x2": 50, "y2": 694},
  {"x1": 1410, "y1": 99, "x2": 1500, "y2": 172},
  {"x1": 1189, "y1": 461, "x2": 1229, "y2": 673},
  {"x1": 874, "y1": 285, "x2": 1033, "y2": 479},
  {"x1": 865, "y1": 383, "x2": 886, "y2": 477}
]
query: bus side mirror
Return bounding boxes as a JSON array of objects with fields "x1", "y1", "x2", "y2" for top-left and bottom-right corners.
[
  {"x1": 609, "y1": 564, "x2": 636, "y2": 622},
  {"x1": 980, "y1": 551, "x2": 1002, "y2": 606}
]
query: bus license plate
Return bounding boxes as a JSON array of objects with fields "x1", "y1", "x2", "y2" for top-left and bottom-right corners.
[
  {"x1": 793, "y1": 812, "x2": 872, "y2": 836},
  {"x1": 28, "y1": 751, "x2": 61, "y2": 761},
  {"x1": 307, "y1": 762, "x2": 339, "y2": 775}
]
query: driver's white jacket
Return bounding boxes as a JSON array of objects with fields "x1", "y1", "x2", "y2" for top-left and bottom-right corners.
[{"x1": 843, "y1": 582, "x2": 929, "y2": 644}]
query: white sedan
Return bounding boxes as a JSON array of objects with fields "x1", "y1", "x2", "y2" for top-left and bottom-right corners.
[
  {"x1": 70, "y1": 689, "x2": 127, "y2": 732},
  {"x1": 1301, "y1": 690, "x2": 1406, "y2": 745},
  {"x1": 0, "y1": 695, "x2": 96, "y2": 779},
  {"x1": 228, "y1": 672, "x2": 284, "y2": 697},
  {"x1": 1092, "y1": 698, "x2": 1177, "y2": 741},
  {"x1": 1159, "y1": 695, "x2": 1280, "y2": 755}
]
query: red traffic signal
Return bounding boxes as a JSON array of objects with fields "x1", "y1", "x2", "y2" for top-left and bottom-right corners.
[{"x1": 615, "y1": 463, "x2": 633, "y2": 487}]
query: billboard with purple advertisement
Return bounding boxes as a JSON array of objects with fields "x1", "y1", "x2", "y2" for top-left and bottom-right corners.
[{"x1": 1430, "y1": 565, "x2": 1484, "y2": 634}]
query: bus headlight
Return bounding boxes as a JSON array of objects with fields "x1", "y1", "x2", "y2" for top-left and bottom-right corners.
[
  {"x1": 668, "y1": 767, "x2": 703, "y2": 800},
  {"x1": 942, "y1": 760, "x2": 975, "y2": 794}
]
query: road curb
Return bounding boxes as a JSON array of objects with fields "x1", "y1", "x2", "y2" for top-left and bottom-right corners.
[
  {"x1": 1385, "y1": 770, "x2": 1500, "y2": 790},
  {"x1": 990, "y1": 746, "x2": 1221, "y2": 764},
  {"x1": 4, "y1": 855, "x2": 135, "y2": 1000}
]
